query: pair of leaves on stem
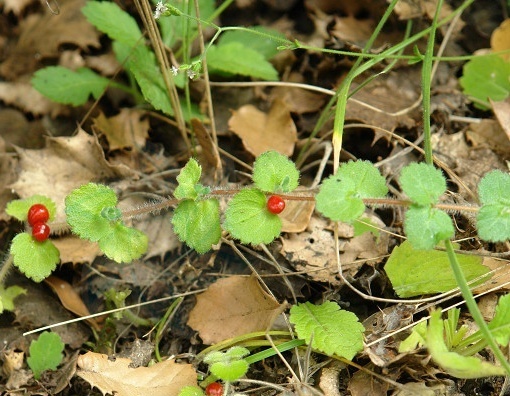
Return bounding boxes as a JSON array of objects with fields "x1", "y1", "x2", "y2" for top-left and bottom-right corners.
[{"x1": 172, "y1": 151, "x2": 300, "y2": 253}]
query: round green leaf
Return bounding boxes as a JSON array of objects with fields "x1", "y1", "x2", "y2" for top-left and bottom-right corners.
[
  {"x1": 210, "y1": 360, "x2": 249, "y2": 382},
  {"x1": 289, "y1": 301, "x2": 364, "y2": 360},
  {"x1": 174, "y1": 158, "x2": 202, "y2": 200},
  {"x1": 27, "y1": 331, "x2": 64, "y2": 380},
  {"x1": 316, "y1": 176, "x2": 365, "y2": 222},
  {"x1": 400, "y1": 163, "x2": 446, "y2": 206},
  {"x1": 252, "y1": 151, "x2": 300, "y2": 193},
  {"x1": 98, "y1": 223, "x2": 148, "y2": 263},
  {"x1": 337, "y1": 160, "x2": 388, "y2": 198},
  {"x1": 65, "y1": 183, "x2": 118, "y2": 242},
  {"x1": 477, "y1": 204, "x2": 510, "y2": 242},
  {"x1": 478, "y1": 170, "x2": 510, "y2": 206},
  {"x1": 172, "y1": 199, "x2": 221, "y2": 253},
  {"x1": 223, "y1": 188, "x2": 282, "y2": 244},
  {"x1": 6, "y1": 195, "x2": 57, "y2": 222},
  {"x1": 11, "y1": 233, "x2": 60, "y2": 282},
  {"x1": 404, "y1": 206, "x2": 454, "y2": 250}
]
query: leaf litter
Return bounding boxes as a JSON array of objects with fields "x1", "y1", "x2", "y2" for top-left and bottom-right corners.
[{"x1": 0, "y1": 0, "x2": 510, "y2": 395}]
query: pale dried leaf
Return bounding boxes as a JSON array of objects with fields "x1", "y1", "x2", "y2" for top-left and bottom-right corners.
[
  {"x1": 0, "y1": 136, "x2": 18, "y2": 221},
  {"x1": 280, "y1": 197, "x2": 315, "y2": 233},
  {"x1": 187, "y1": 276, "x2": 283, "y2": 344},
  {"x1": 191, "y1": 118, "x2": 221, "y2": 173},
  {"x1": 465, "y1": 119, "x2": 510, "y2": 154},
  {"x1": 473, "y1": 257, "x2": 510, "y2": 293},
  {"x1": 77, "y1": 352, "x2": 197, "y2": 396},
  {"x1": 3, "y1": 0, "x2": 34, "y2": 15},
  {"x1": 0, "y1": 82, "x2": 69, "y2": 117},
  {"x1": 135, "y1": 212, "x2": 180, "y2": 260},
  {"x1": 9, "y1": 129, "x2": 134, "y2": 222},
  {"x1": 490, "y1": 98, "x2": 510, "y2": 142},
  {"x1": 52, "y1": 236, "x2": 102, "y2": 264},
  {"x1": 491, "y1": 19, "x2": 510, "y2": 61},
  {"x1": 0, "y1": 0, "x2": 100, "y2": 79},
  {"x1": 228, "y1": 98, "x2": 297, "y2": 157},
  {"x1": 92, "y1": 109, "x2": 149, "y2": 151},
  {"x1": 44, "y1": 276, "x2": 100, "y2": 331}
]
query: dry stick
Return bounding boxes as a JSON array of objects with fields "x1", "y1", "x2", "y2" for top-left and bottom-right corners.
[{"x1": 134, "y1": 0, "x2": 189, "y2": 150}]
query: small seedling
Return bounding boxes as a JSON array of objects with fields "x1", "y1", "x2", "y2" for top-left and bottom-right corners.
[
  {"x1": 27, "y1": 331, "x2": 64, "y2": 380},
  {"x1": 203, "y1": 346, "x2": 250, "y2": 382}
]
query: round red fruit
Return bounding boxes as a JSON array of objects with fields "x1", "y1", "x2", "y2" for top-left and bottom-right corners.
[
  {"x1": 205, "y1": 382, "x2": 223, "y2": 396},
  {"x1": 267, "y1": 195, "x2": 285, "y2": 214},
  {"x1": 27, "y1": 204, "x2": 49, "y2": 227},
  {"x1": 32, "y1": 222, "x2": 50, "y2": 242}
]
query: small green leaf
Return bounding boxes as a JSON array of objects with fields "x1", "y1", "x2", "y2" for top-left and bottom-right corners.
[
  {"x1": 203, "y1": 347, "x2": 250, "y2": 382},
  {"x1": 223, "y1": 188, "x2": 282, "y2": 245},
  {"x1": 65, "y1": 183, "x2": 118, "y2": 242},
  {"x1": 400, "y1": 163, "x2": 446, "y2": 205},
  {"x1": 459, "y1": 55, "x2": 510, "y2": 110},
  {"x1": 219, "y1": 26, "x2": 285, "y2": 60},
  {"x1": 426, "y1": 310, "x2": 505, "y2": 378},
  {"x1": 404, "y1": 206, "x2": 454, "y2": 250},
  {"x1": 289, "y1": 301, "x2": 364, "y2": 360},
  {"x1": 488, "y1": 294, "x2": 510, "y2": 346},
  {"x1": 0, "y1": 285, "x2": 26, "y2": 313},
  {"x1": 32, "y1": 66, "x2": 110, "y2": 106},
  {"x1": 337, "y1": 160, "x2": 388, "y2": 198},
  {"x1": 353, "y1": 217, "x2": 380, "y2": 238},
  {"x1": 316, "y1": 176, "x2": 365, "y2": 222},
  {"x1": 385, "y1": 241, "x2": 490, "y2": 298},
  {"x1": 27, "y1": 332, "x2": 64, "y2": 380},
  {"x1": 207, "y1": 42, "x2": 279, "y2": 81},
  {"x1": 82, "y1": 1, "x2": 142, "y2": 46},
  {"x1": 11, "y1": 233, "x2": 60, "y2": 282},
  {"x1": 98, "y1": 223, "x2": 148, "y2": 263},
  {"x1": 178, "y1": 386, "x2": 205, "y2": 396},
  {"x1": 6, "y1": 195, "x2": 56, "y2": 222},
  {"x1": 174, "y1": 158, "x2": 202, "y2": 200},
  {"x1": 252, "y1": 151, "x2": 300, "y2": 193},
  {"x1": 478, "y1": 170, "x2": 510, "y2": 205},
  {"x1": 172, "y1": 199, "x2": 221, "y2": 253}
]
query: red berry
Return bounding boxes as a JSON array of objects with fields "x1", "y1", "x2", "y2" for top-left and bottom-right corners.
[
  {"x1": 27, "y1": 204, "x2": 49, "y2": 227},
  {"x1": 205, "y1": 382, "x2": 223, "y2": 396},
  {"x1": 267, "y1": 195, "x2": 285, "y2": 214},
  {"x1": 32, "y1": 222, "x2": 50, "y2": 242}
]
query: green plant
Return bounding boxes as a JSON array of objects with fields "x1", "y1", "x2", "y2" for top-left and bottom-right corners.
[{"x1": 27, "y1": 331, "x2": 64, "y2": 380}]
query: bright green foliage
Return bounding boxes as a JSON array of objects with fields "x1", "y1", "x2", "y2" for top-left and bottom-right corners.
[
  {"x1": 223, "y1": 188, "x2": 282, "y2": 244},
  {"x1": 203, "y1": 346, "x2": 250, "y2": 382},
  {"x1": 178, "y1": 386, "x2": 204, "y2": 396},
  {"x1": 220, "y1": 26, "x2": 285, "y2": 60},
  {"x1": 82, "y1": 1, "x2": 142, "y2": 46},
  {"x1": 6, "y1": 195, "x2": 56, "y2": 222},
  {"x1": 27, "y1": 332, "x2": 65, "y2": 380},
  {"x1": 353, "y1": 217, "x2": 380, "y2": 238},
  {"x1": 174, "y1": 158, "x2": 203, "y2": 200},
  {"x1": 426, "y1": 310, "x2": 505, "y2": 378},
  {"x1": 98, "y1": 223, "x2": 148, "y2": 263},
  {"x1": 66, "y1": 183, "x2": 118, "y2": 242},
  {"x1": 399, "y1": 321, "x2": 427, "y2": 352},
  {"x1": 316, "y1": 160, "x2": 387, "y2": 223},
  {"x1": 252, "y1": 151, "x2": 300, "y2": 193},
  {"x1": 65, "y1": 183, "x2": 148, "y2": 263},
  {"x1": 459, "y1": 55, "x2": 510, "y2": 110},
  {"x1": 157, "y1": 0, "x2": 215, "y2": 49},
  {"x1": 385, "y1": 241, "x2": 489, "y2": 297},
  {"x1": 32, "y1": 67, "x2": 110, "y2": 106},
  {"x1": 404, "y1": 206, "x2": 454, "y2": 250},
  {"x1": 488, "y1": 294, "x2": 510, "y2": 346},
  {"x1": 477, "y1": 170, "x2": 510, "y2": 242},
  {"x1": 289, "y1": 301, "x2": 364, "y2": 360},
  {"x1": 0, "y1": 285, "x2": 26, "y2": 313},
  {"x1": 10, "y1": 233, "x2": 60, "y2": 282},
  {"x1": 207, "y1": 42, "x2": 278, "y2": 81},
  {"x1": 400, "y1": 163, "x2": 446, "y2": 206},
  {"x1": 172, "y1": 199, "x2": 221, "y2": 253}
]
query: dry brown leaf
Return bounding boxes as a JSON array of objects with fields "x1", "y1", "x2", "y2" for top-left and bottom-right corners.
[
  {"x1": 9, "y1": 129, "x2": 133, "y2": 222},
  {"x1": 491, "y1": 19, "x2": 510, "y2": 61},
  {"x1": 44, "y1": 276, "x2": 100, "y2": 331},
  {"x1": 0, "y1": 136, "x2": 18, "y2": 221},
  {"x1": 134, "y1": 212, "x2": 180, "y2": 260},
  {"x1": 473, "y1": 257, "x2": 510, "y2": 293},
  {"x1": 270, "y1": 74, "x2": 326, "y2": 114},
  {"x1": 52, "y1": 236, "x2": 102, "y2": 264},
  {"x1": 280, "y1": 196, "x2": 315, "y2": 233},
  {"x1": 0, "y1": 0, "x2": 100, "y2": 79},
  {"x1": 228, "y1": 98, "x2": 297, "y2": 157},
  {"x1": 92, "y1": 109, "x2": 150, "y2": 151},
  {"x1": 465, "y1": 118, "x2": 510, "y2": 154},
  {"x1": 76, "y1": 352, "x2": 197, "y2": 396},
  {"x1": 0, "y1": 81, "x2": 69, "y2": 117},
  {"x1": 191, "y1": 118, "x2": 221, "y2": 173},
  {"x1": 490, "y1": 98, "x2": 510, "y2": 142},
  {"x1": 187, "y1": 276, "x2": 283, "y2": 345}
]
